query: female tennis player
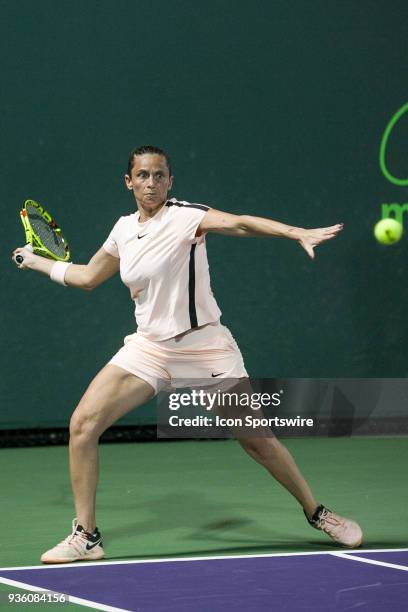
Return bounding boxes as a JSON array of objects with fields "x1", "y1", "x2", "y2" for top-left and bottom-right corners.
[{"x1": 13, "y1": 145, "x2": 362, "y2": 563}]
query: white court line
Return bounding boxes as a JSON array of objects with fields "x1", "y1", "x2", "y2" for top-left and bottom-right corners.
[
  {"x1": 0, "y1": 576, "x2": 131, "y2": 612},
  {"x1": 0, "y1": 547, "x2": 407, "y2": 572},
  {"x1": 331, "y1": 551, "x2": 408, "y2": 572}
]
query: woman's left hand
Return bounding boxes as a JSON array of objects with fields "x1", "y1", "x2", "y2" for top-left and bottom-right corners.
[{"x1": 297, "y1": 224, "x2": 344, "y2": 259}]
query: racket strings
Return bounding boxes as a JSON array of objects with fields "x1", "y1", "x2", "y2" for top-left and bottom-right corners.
[{"x1": 26, "y1": 205, "x2": 66, "y2": 258}]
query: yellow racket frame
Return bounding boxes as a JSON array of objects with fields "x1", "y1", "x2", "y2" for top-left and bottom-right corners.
[{"x1": 20, "y1": 199, "x2": 71, "y2": 262}]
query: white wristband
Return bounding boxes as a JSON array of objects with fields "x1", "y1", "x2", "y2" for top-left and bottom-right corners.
[{"x1": 50, "y1": 261, "x2": 72, "y2": 286}]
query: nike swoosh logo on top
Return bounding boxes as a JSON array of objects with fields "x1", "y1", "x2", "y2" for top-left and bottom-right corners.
[
  {"x1": 138, "y1": 233, "x2": 148, "y2": 239},
  {"x1": 211, "y1": 372, "x2": 226, "y2": 377},
  {"x1": 86, "y1": 540, "x2": 102, "y2": 551}
]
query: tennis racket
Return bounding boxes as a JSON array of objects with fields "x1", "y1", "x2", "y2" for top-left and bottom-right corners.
[{"x1": 15, "y1": 199, "x2": 70, "y2": 264}]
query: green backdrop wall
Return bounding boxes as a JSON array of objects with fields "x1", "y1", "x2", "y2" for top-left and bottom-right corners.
[{"x1": 1, "y1": 0, "x2": 408, "y2": 427}]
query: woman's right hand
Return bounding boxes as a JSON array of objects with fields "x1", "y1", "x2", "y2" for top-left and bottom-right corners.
[{"x1": 12, "y1": 246, "x2": 37, "y2": 269}]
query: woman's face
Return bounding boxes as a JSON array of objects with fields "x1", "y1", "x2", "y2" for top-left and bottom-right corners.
[{"x1": 125, "y1": 153, "x2": 173, "y2": 211}]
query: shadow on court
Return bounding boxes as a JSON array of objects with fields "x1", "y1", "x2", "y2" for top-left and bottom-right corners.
[{"x1": 2, "y1": 438, "x2": 407, "y2": 568}]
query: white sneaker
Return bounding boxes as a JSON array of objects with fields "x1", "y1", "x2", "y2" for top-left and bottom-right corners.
[
  {"x1": 41, "y1": 519, "x2": 104, "y2": 564},
  {"x1": 306, "y1": 504, "x2": 363, "y2": 548}
]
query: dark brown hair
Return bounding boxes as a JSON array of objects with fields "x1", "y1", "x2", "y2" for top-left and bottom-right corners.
[{"x1": 127, "y1": 145, "x2": 172, "y2": 177}]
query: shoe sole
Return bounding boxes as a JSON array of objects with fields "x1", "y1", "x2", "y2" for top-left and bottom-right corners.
[
  {"x1": 343, "y1": 536, "x2": 363, "y2": 548},
  {"x1": 41, "y1": 552, "x2": 105, "y2": 564}
]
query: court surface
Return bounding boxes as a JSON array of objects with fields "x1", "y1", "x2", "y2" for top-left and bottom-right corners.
[
  {"x1": 0, "y1": 437, "x2": 406, "y2": 610},
  {"x1": 1, "y1": 549, "x2": 408, "y2": 611}
]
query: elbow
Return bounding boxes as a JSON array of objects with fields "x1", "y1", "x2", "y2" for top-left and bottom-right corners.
[
  {"x1": 236, "y1": 215, "x2": 251, "y2": 235},
  {"x1": 82, "y1": 279, "x2": 98, "y2": 291},
  {"x1": 80, "y1": 272, "x2": 97, "y2": 291}
]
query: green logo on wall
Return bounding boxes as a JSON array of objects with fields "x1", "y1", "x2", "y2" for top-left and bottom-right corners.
[{"x1": 379, "y1": 102, "x2": 408, "y2": 227}]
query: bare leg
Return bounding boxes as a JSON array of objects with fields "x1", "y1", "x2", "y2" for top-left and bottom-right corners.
[
  {"x1": 69, "y1": 364, "x2": 154, "y2": 532},
  {"x1": 238, "y1": 436, "x2": 318, "y2": 518}
]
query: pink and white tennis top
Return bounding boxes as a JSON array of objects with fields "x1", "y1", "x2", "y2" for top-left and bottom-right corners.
[{"x1": 102, "y1": 198, "x2": 221, "y2": 341}]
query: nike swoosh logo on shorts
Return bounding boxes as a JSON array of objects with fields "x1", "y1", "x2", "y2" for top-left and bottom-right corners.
[
  {"x1": 211, "y1": 372, "x2": 226, "y2": 377},
  {"x1": 138, "y1": 233, "x2": 148, "y2": 239},
  {"x1": 86, "y1": 539, "x2": 102, "y2": 551}
]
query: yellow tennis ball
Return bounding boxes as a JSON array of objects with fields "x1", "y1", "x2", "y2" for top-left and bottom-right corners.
[{"x1": 374, "y1": 218, "x2": 403, "y2": 245}]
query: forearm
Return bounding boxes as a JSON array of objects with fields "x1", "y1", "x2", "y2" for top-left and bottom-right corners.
[
  {"x1": 198, "y1": 208, "x2": 343, "y2": 259},
  {"x1": 24, "y1": 255, "x2": 92, "y2": 290},
  {"x1": 15, "y1": 245, "x2": 120, "y2": 288},
  {"x1": 238, "y1": 215, "x2": 302, "y2": 240}
]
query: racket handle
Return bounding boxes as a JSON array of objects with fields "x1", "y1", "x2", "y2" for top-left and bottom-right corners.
[{"x1": 15, "y1": 244, "x2": 34, "y2": 265}]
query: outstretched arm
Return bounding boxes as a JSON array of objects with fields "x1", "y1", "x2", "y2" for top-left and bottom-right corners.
[
  {"x1": 197, "y1": 209, "x2": 343, "y2": 259},
  {"x1": 12, "y1": 246, "x2": 120, "y2": 290}
]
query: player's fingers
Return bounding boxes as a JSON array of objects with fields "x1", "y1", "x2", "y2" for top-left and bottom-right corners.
[
  {"x1": 301, "y1": 240, "x2": 315, "y2": 259},
  {"x1": 324, "y1": 225, "x2": 342, "y2": 234},
  {"x1": 307, "y1": 246, "x2": 315, "y2": 260},
  {"x1": 12, "y1": 248, "x2": 27, "y2": 268},
  {"x1": 309, "y1": 228, "x2": 341, "y2": 243},
  {"x1": 12, "y1": 249, "x2": 21, "y2": 264},
  {"x1": 320, "y1": 224, "x2": 343, "y2": 234},
  {"x1": 311, "y1": 232, "x2": 337, "y2": 247},
  {"x1": 317, "y1": 227, "x2": 342, "y2": 241}
]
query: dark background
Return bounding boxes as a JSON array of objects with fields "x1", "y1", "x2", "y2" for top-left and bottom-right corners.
[{"x1": 1, "y1": 0, "x2": 408, "y2": 427}]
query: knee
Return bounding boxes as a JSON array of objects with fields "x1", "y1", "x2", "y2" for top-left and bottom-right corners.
[
  {"x1": 69, "y1": 410, "x2": 102, "y2": 443},
  {"x1": 240, "y1": 437, "x2": 281, "y2": 465}
]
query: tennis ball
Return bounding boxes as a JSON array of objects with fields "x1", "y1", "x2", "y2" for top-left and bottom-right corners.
[{"x1": 374, "y1": 218, "x2": 403, "y2": 245}]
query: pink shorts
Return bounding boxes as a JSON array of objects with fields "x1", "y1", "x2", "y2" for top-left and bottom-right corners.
[{"x1": 108, "y1": 322, "x2": 248, "y2": 394}]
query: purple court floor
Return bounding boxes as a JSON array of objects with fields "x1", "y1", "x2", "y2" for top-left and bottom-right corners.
[{"x1": 1, "y1": 549, "x2": 408, "y2": 611}]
